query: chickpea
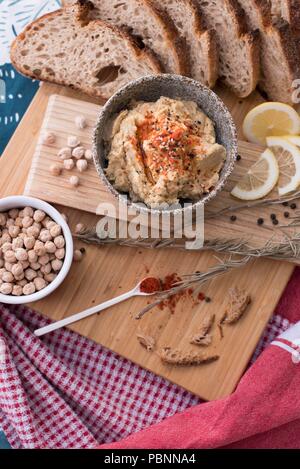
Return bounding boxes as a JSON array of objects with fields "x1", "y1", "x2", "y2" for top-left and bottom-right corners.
[
  {"x1": 42, "y1": 216, "x2": 51, "y2": 228},
  {"x1": 14, "y1": 217, "x2": 23, "y2": 227},
  {"x1": 63, "y1": 159, "x2": 75, "y2": 171},
  {"x1": 4, "y1": 250, "x2": 16, "y2": 263},
  {"x1": 0, "y1": 213, "x2": 7, "y2": 227},
  {"x1": 42, "y1": 131, "x2": 56, "y2": 145},
  {"x1": 36, "y1": 270, "x2": 44, "y2": 278},
  {"x1": 0, "y1": 283, "x2": 13, "y2": 295},
  {"x1": 75, "y1": 115, "x2": 87, "y2": 129},
  {"x1": 55, "y1": 248, "x2": 65, "y2": 260},
  {"x1": 0, "y1": 268, "x2": 5, "y2": 278},
  {"x1": 24, "y1": 236, "x2": 35, "y2": 250},
  {"x1": 45, "y1": 241, "x2": 56, "y2": 254},
  {"x1": 2, "y1": 271, "x2": 14, "y2": 283},
  {"x1": 34, "y1": 240, "x2": 46, "y2": 257},
  {"x1": 54, "y1": 236, "x2": 65, "y2": 249},
  {"x1": 23, "y1": 207, "x2": 34, "y2": 218},
  {"x1": 84, "y1": 149, "x2": 93, "y2": 161},
  {"x1": 51, "y1": 259, "x2": 63, "y2": 271},
  {"x1": 40, "y1": 263, "x2": 51, "y2": 275},
  {"x1": 27, "y1": 225, "x2": 40, "y2": 238},
  {"x1": 17, "y1": 279, "x2": 27, "y2": 287},
  {"x1": 15, "y1": 248, "x2": 28, "y2": 262},
  {"x1": 38, "y1": 254, "x2": 50, "y2": 266},
  {"x1": 29, "y1": 262, "x2": 41, "y2": 272},
  {"x1": 73, "y1": 249, "x2": 83, "y2": 262},
  {"x1": 32, "y1": 222, "x2": 42, "y2": 231},
  {"x1": 12, "y1": 237, "x2": 24, "y2": 250},
  {"x1": 19, "y1": 209, "x2": 25, "y2": 218},
  {"x1": 39, "y1": 229, "x2": 52, "y2": 243},
  {"x1": 67, "y1": 135, "x2": 80, "y2": 148},
  {"x1": 11, "y1": 263, "x2": 23, "y2": 279},
  {"x1": 8, "y1": 208, "x2": 19, "y2": 219},
  {"x1": 25, "y1": 268, "x2": 38, "y2": 281},
  {"x1": 1, "y1": 233, "x2": 11, "y2": 245},
  {"x1": 2, "y1": 242, "x2": 13, "y2": 253},
  {"x1": 44, "y1": 273, "x2": 57, "y2": 283},
  {"x1": 72, "y1": 146, "x2": 85, "y2": 159},
  {"x1": 4, "y1": 262, "x2": 13, "y2": 272},
  {"x1": 12, "y1": 285, "x2": 23, "y2": 296},
  {"x1": 69, "y1": 175, "x2": 80, "y2": 187},
  {"x1": 58, "y1": 147, "x2": 72, "y2": 160},
  {"x1": 20, "y1": 261, "x2": 30, "y2": 270},
  {"x1": 23, "y1": 282, "x2": 36, "y2": 295},
  {"x1": 6, "y1": 218, "x2": 14, "y2": 228},
  {"x1": 22, "y1": 216, "x2": 33, "y2": 228},
  {"x1": 34, "y1": 277, "x2": 47, "y2": 291},
  {"x1": 76, "y1": 159, "x2": 88, "y2": 173},
  {"x1": 14, "y1": 272, "x2": 25, "y2": 282},
  {"x1": 50, "y1": 224, "x2": 61, "y2": 238},
  {"x1": 75, "y1": 223, "x2": 86, "y2": 234},
  {"x1": 50, "y1": 164, "x2": 63, "y2": 176},
  {"x1": 33, "y1": 210, "x2": 46, "y2": 223},
  {"x1": 8, "y1": 225, "x2": 20, "y2": 238},
  {"x1": 28, "y1": 250, "x2": 38, "y2": 263}
]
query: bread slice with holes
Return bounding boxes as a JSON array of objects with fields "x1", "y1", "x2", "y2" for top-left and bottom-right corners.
[
  {"x1": 194, "y1": 0, "x2": 260, "y2": 98},
  {"x1": 10, "y1": 2, "x2": 162, "y2": 100},
  {"x1": 153, "y1": 0, "x2": 218, "y2": 87},
  {"x1": 63, "y1": 0, "x2": 188, "y2": 75},
  {"x1": 238, "y1": 0, "x2": 300, "y2": 104}
]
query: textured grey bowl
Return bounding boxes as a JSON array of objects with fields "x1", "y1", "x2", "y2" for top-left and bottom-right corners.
[{"x1": 93, "y1": 74, "x2": 238, "y2": 215}]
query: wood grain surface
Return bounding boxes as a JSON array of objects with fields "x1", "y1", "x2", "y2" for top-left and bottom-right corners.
[{"x1": 0, "y1": 81, "x2": 294, "y2": 400}]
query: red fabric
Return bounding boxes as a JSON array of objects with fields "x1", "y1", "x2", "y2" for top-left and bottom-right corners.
[{"x1": 0, "y1": 267, "x2": 299, "y2": 449}]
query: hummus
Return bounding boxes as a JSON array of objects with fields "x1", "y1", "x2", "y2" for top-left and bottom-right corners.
[{"x1": 105, "y1": 97, "x2": 226, "y2": 207}]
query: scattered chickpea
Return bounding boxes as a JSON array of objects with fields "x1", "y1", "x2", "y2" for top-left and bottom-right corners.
[
  {"x1": 24, "y1": 236, "x2": 35, "y2": 250},
  {"x1": 67, "y1": 135, "x2": 80, "y2": 148},
  {"x1": 55, "y1": 248, "x2": 65, "y2": 260},
  {"x1": 76, "y1": 159, "x2": 88, "y2": 172},
  {"x1": 39, "y1": 229, "x2": 52, "y2": 243},
  {"x1": 12, "y1": 285, "x2": 23, "y2": 296},
  {"x1": 45, "y1": 241, "x2": 56, "y2": 254},
  {"x1": 25, "y1": 268, "x2": 38, "y2": 281},
  {"x1": 84, "y1": 149, "x2": 93, "y2": 161},
  {"x1": 12, "y1": 237, "x2": 24, "y2": 250},
  {"x1": 23, "y1": 282, "x2": 36, "y2": 295},
  {"x1": 15, "y1": 248, "x2": 28, "y2": 262},
  {"x1": 58, "y1": 147, "x2": 72, "y2": 160},
  {"x1": 75, "y1": 115, "x2": 87, "y2": 129},
  {"x1": 70, "y1": 175, "x2": 80, "y2": 187},
  {"x1": 50, "y1": 163, "x2": 63, "y2": 176},
  {"x1": 8, "y1": 208, "x2": 19, "y2": 219},
  {"x1": 33, "y1": 210, "x2": 46, "y2": 223},
  {"x1": 0, "y1": 283, "x2": 13, "y2": 295},
  {"x1": 72, "y1": 146, "x2": 85, "y2": 159},
  {"x1": 73, "y1": 249, "x2": 84, "y2": 262},
  {"x1": 51, "y1": 259, "x2": 63, "y2": 272},
  {"x1": 75, "y1": 223, "x2": 86, "y2": 234},
  {"x1": 34, "y1": 277, "x2": 47, "y2": 291},
  {"x1": 63, "y1": 159, "x2": 75, "y2": 170},
  {"x1": 42, "y1": 131, "x2": 56, "y2": 145},
  {"x1": 22, "y1": 216, "x2": 33, "y2": 229}
]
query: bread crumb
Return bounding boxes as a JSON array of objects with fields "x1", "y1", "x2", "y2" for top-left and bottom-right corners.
[
  {"x1": 190, "y1": 313, "x2": 215, "y2": 346},
  {"x1": 220, "y1": 288, "x2": 251, "y2": 325},
  {"x1": 159, "y1": 347, "x2": 219, "y2": 366},
  {"x1": 137, "y1": 332, "x2": 156, "y2": 351}
]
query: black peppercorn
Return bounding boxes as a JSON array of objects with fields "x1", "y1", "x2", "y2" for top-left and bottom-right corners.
[
  {"x1": 272, "y1": 219, "x2": 279, "y2": 225},
  {"x1": 257, "y1": 218, "x2": 264, "y2": 225},
  {"x1": 290, "y1": 203, "x2": 297, "y2": 210},
  {"x1": 230, "y1": 215, "x2": 237, "y2": 222},
  {"x1": 205, "y1": 297, "x2": 211, "y2": 303},
  {"x1": 80, "y1": 247, "x2": 86, "y2": 254},
  {"x1": 236, "y1": 154, "x2": 242, "y2": 161},
  {"x1": 270, "y1": 213, "x2": 277, "y2": 220},
  {"x1": 284, "y1": 212, "x2": 290, "y2": 218}
]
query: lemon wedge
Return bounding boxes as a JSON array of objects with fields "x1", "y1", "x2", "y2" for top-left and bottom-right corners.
[
  {"x1": 266, "y1": 136, "x2": 300, "y2": 195},
  {"x1": 231, "y1": 149, "x2": 279, "y2": 200},
  {"x1": 243, "y1": 102, "x2": 300, "y2": 145}
]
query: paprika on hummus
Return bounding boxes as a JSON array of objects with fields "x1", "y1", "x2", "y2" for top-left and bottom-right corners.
[{"x1": 105, "y1": 97, "x2": 226, "y2": 207}]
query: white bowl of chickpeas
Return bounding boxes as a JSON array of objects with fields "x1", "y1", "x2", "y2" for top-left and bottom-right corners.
[{"x1": 0, "y1": 196, "x2": 73, "y2": 304}]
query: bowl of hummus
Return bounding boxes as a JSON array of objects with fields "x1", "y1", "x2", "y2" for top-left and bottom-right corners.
[{"x1": 93, "y1": 75, "x2": 237, "y2": 214}]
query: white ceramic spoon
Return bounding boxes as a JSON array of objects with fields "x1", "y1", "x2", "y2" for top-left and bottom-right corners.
[{"x1": 34, "y1": 279, "x2": 156, "y2": 337}]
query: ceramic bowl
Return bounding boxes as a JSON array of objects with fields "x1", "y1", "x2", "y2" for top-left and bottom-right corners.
[
  {"x1": 0, "y1": 196, "x2": 73, "y2": 305},
  {"x1": 93, "y1": 74, "x2": 238, "y2": 216}
]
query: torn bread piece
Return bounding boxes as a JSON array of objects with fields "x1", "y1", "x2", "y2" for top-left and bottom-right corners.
[
  {"x1": 159, "y1": 347, "x2": 219, "y2": 366},
  {"x1": 190, "y1": 313, "x2": 215, "y2": 346},
  {"x1": 137, "y1": 332, "x2": 156, "y2": 352},
  {"x1": 220, "y1": 287, "x2": 251, "y2": 324},
  {"x1": 10, "y1": 2, "x2": 161, "y2": 100}
]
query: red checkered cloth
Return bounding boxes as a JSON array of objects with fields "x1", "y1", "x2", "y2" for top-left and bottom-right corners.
[{"x1": 0, "y1": 267, "x2": 299, "y2": 449}]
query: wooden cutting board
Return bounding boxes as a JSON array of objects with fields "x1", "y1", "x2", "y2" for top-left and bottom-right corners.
[
  {"x1": 0, "y1": 81, "x2": 294, "y2": 401},
  {"x1": 24, "y1": 94, "x2": 298, "y2": 252}
]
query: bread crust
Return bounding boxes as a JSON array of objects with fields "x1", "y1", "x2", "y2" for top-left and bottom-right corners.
[{"x1": 10, "y1": 5, "x2": 162, "y2": 101}]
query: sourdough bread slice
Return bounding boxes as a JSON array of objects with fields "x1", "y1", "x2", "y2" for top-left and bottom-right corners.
[
  {"x1": 153, "y1": 0, "x2": 218, "y2": 87},
  {"x1": 10, "y1": 2, "x2": 162, "y2": 100},
  {"x1": 238, "y1": 0, "x2": 300, "y2": 104},
  {"x1": 194, "y1": 0, "x2": 260, "y2": 98},
  {"x1": 64, "y1": 0, "x2": 187, "y2": 75}
]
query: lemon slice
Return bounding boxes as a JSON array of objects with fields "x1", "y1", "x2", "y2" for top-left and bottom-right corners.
[
  {"x1": 231, "y1": 149, "x2": 279, "y2": 200},
  {"x1": 243, "y1": 102, "x2": 300, "y2": 145},
  {"x1": 266, "y1": 136, "x2": 300, "y2": 195}
]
